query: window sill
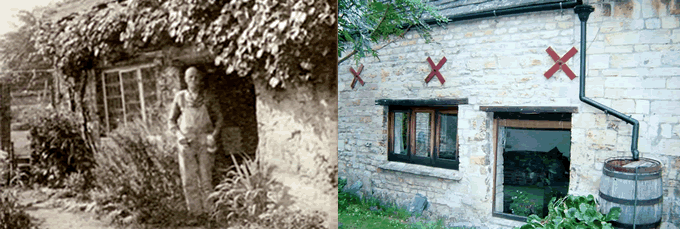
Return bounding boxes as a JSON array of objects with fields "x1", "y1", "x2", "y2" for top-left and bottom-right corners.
[{"x1": 378, "y1": 161, "x2": 463, "y2": 181}]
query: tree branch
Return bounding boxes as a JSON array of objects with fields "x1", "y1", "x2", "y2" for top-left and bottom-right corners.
[{"x1": 338, "y1": 26, "x2": 411, "y2": 65}]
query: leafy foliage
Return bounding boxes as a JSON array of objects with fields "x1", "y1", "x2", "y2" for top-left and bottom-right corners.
[
  {"x1": 27, "y1": 109, "x2": 95, "y2": 188},
  {"x1": 0, "y1": 10, "x2": 51, "y2": 70},
  {"x1": 92, "y1": 120, "x2": 185, "y2": 226},
  {"x1": 25, "y1": 0, "x2": 336, "y2": 90},
  {"x1": 0, "y1": 190, "x2": 35, "y2": 229},
  {"x1": 338, "y1": 177, "x2": 360, "y2": 211},
  {"x1": 510, "y1": 190, "x2": 538, "y2": 217},
  {"x1": 338, "y1": 0, "x2": 448, "y2": 64},
  {"x1": 209, "y1": 154, "x2": 326, "y2": 228},
  {"x1": 516, "y1": 194, "x2": 621, "y2": 229}
]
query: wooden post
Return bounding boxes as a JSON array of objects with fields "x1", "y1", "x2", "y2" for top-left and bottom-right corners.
[{"x1": 0, "y1": 83, "x2": 11, "y2": 185}]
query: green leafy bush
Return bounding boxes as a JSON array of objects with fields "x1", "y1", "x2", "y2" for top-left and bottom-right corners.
[
  {"x1": 27, "y1": 109, "x2": 95, "y2": 188},
  {"x1": 92, "y1": 120, "x2": 185, "y2": 226},
  {"x1": 516, "y1": 194, "x2": 621, "y2": 229},
  {"x1": 0, "y1": 190, "x2": 34, "y2": 229}
]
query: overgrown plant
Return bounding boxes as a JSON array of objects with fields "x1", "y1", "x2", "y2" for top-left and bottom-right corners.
[
  {"x1": 516, "y1": 194, "x2": 621, "y2": 229},
  {"x1": 209, "y1": 154, "x2": 326, "y2": 228},
  {"x1": 27, "y1": 109, "x2": 95, "y2": 188},
  {"x1": 0, "y1": 190, "x2": 35, "y2": 229},
  {"x1": 209, "y1": 154, "x2": 285, "y2": 222},
  {"x1": 92, "y1": 120, "x2": 185, "y2": 226}
]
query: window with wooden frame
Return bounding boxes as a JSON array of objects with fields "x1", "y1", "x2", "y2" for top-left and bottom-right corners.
[
  {"x1": 98, "y1": 64, "x2": 160, "y2": 133},
  {"x1": 388, "y1": 106, "x2": 459, "y2": 170},
  {"x1": 490, "y1": 112, "x2": 572, "y2": 222}
]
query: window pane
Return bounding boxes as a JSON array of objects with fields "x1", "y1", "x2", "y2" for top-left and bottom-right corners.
[
  {"x1": 414, "y1": 112, "x2": 430, "y2": 157},
  {"x1": 439, "y1": 114, "x2": 457, "y2": 160},
  {"x1": 393, "y1": 112, "x2": 409, "y2": 155}
]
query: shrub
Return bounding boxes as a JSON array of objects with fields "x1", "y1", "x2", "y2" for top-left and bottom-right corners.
[
  {"x1": 516, "y1": 194, "x2": 621, "y2": 229},
  {"x1": 0, "y1": 189, "x2": 34, "y2": 229},
  {"x1": 27, "y1": 109, "x2": 95, "y2": 188},
  {"x1": 93, "y1": 120, "x2": 185, "y2": 226}
]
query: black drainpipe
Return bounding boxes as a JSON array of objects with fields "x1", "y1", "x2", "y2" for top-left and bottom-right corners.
[
  {"x1": 575, "y1": 5, "x2": 640, "y2": 161},
  {"x1": 423, "y1": 0, "x2": 581, "y2": 25}
]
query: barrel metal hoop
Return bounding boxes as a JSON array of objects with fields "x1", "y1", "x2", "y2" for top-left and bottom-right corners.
[
  {"x1": 603, "y1": 168, "x2": 661, "y2": 180},
  {"x1": 598, "y1": 191, "x2": 662, "y2": 206},
  {"x1": 611, "y1": 219, "x2": 662, "y2": 229}
]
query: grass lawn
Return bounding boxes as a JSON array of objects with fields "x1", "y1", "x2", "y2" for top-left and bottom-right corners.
[
  {"x1": 338, "y1": 178, "x2": 470, "y2": 229},
  {"x1": 339, "y1": 201, "x2": 414, "y2": 229}
]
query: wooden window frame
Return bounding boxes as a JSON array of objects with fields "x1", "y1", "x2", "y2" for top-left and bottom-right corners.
[
  {"x1": 491, "y1": 114, "x2": 572, "y2": 222},
  {"x1": 100, "y1": 64, "x2": 159, "y2": 133},
  {"x1": 387, "y1": 106, "x2": 459, "y2": 170}
]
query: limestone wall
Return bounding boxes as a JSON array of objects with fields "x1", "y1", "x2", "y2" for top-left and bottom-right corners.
[{"x1": 338, "y1": 0, "x2": 680, "y2": 227}]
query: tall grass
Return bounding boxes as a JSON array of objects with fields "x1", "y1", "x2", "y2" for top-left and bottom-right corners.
[
  {"x1": 92, "y1": 119, "x2": 186, "y2": 225},
  {"x1": 209, "y1": 154, "x2": 327, "y2": 228}
]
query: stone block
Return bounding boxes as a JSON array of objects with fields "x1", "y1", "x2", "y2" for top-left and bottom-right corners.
[
  {"x1": 616, "y1": 134, "x2": 633, "y2": 151},
  {"x1": 588, "y1": 41, "x2": 606, "y2": 54},
  {"x1": 574, "y1": 113, "x2": 608, "y2": 129},
  {"x1": 649, "y1": 67, "x2": 680, "y2": 76},
  {"x1": 662, "y1": 16, "x2": 680, "y2": 29},
  {"x1": 605, "y1": 31, "x2": 640, "y2": 45},
  {"x1": 611, "y1": 99, "x2": 636, "y2": 113},
  {"x1": 640, "y1": 30, "x2": 673, "y2": 44},
  {"x1": 605, "y1": 77, "x2": 638, "y2": 88},
  {"x1": 636, "y1": 99, "x2": 651, "y2": 114},
  {"x1": 641, "y1": 0, "x2": 657, "y2": 18},
  {"x1": 409, "y1": 193, "x2": 428, "y2": 216},
  {"x1": 601, "y1": 68, "x2": 650, "y2": 77},
  {"x1": 604, "y1": 45, "x2": 634, "y2": 53},
  {"x1": 661, "y1": 123, "x2": 673, "y2": 139},
  {"x1": 650, "y1": 89, "x2": 680, "y2": 100},
  {"x1": 646, "y1": 18, "x2": 662, "y2": 29},
  {"x1": 659, "y1": 139, "x2": 680, "y2": 152},
  {"x1": 610, "y1": 54, "x2": 637, "y2": 68},
  {"x1": 644, "y1": 77, "x2": 668, "y2": 88},
  {"x1": 589, "y1": 54, "x2": 610, "y2": 69},
  {"x1": 634, "y1": 44, "x2": 651, "y2": 52},
  {"x1": 661, "y1": 51, "x2": 680, "y2": 66},
  {"x1": 651, "y1": 101, "x2": 680, "y2": 114},
  {"x1": 637, "y1": 52, "x2": 663, "y2": 67},
  {"x1": 675, "y1": 124, "x2": 680, "y2": 138}
]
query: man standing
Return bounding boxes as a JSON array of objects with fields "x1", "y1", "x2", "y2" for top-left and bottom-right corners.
[{"x1": 168, "y1": 66, "x2": 224, "y2": 217}]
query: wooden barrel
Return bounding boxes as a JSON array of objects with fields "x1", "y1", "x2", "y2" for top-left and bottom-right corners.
[{"x1": 599, "y1": 157, "x2": 663, "y2": 229}]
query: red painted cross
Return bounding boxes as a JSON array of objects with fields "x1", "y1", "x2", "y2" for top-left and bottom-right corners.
[
  {"x1": 544, "y1": 46, "x2": 578, "y2": 80},
  {"x1": 426, "y1": 56, "x2": 447, "y2": 84},
  {"x1": 350, "y1": 64, "x2": 365, "y2": 89}
]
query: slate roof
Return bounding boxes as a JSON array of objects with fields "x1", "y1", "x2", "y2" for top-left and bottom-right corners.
[{"x1": 429, "y1": 0, "x2": 576, "y2": 18}]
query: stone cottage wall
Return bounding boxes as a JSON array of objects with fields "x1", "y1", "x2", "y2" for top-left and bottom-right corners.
[{"x1": 338, "y1": 0, "x2": 680, "y2": 228}]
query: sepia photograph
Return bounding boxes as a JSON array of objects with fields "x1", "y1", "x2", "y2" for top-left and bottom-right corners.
[
  {"x1": 0, "y1": 0, "x2": 337, "y2": 228},
  {"x1": 338, "y1": 0, "x2": 679, "y2": 228}
]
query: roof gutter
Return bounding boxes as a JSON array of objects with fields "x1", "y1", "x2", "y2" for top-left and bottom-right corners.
[
  {"x1": 575, "y1": 5, "x2": 640, "y2": 161},
  {"x1": 423, "y1": 0, "x2": 581, "y2": 25}
]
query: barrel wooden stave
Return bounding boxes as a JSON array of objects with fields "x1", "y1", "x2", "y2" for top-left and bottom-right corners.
[{"x1": 599, "y1": 158, "x2": 663, "y2": 229}]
